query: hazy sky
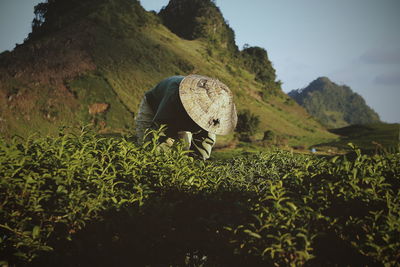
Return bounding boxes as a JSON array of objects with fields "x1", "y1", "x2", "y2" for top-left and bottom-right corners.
[{"x1": 1, "y1": 0, "x2": 399, "y2": 123}]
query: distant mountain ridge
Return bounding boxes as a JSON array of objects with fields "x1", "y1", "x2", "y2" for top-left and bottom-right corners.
[{"x1": 288, "y1": 77, "x2": 380, "y2": 128}]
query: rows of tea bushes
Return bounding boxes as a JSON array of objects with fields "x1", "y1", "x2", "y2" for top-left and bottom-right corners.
[{"x1": 0, "y1": 128, "x2": 399, "y2": 266}]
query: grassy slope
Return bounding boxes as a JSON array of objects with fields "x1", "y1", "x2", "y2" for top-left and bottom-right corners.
[
  {"x1": 0, "y1": 0, "x2": 337, "y2": 147},
  {"x1": 89, "y1": 21, "x2": 336, "y2": 147},
  {"x1": 319, "y1": 123, "x2": 400, "y2": 152}
]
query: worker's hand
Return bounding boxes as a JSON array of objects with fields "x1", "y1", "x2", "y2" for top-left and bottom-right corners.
[{"x1": 177, "y1": 131, "x2": 192, "y2": 151}]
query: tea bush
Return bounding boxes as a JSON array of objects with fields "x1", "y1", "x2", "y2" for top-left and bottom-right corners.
[{"x1": 0, "y1": 128, "x2": 399, "y2": 266}]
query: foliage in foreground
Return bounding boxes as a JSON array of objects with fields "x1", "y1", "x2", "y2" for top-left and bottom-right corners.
[{"x1": 0, "y1": 128, "x2": 399, "y2": 266}]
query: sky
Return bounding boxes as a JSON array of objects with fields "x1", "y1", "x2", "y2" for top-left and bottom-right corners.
[{"x1": 0, "y1": 0, "x2": 399, "y2": 123}]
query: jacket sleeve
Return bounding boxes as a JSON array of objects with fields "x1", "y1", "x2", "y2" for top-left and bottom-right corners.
[{"x1": 190, "y1": 130, "x2": 216, "y2": 160}]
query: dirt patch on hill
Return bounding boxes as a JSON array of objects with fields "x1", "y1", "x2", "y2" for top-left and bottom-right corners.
[
  {"x1": 0, "y1": 21, "x2": 99, "y2": 136},
  {"x1": 0, "y1": 21, "x2": 97, "y2": 88}
]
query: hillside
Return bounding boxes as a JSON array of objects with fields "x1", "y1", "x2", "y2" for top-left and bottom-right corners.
[
  {"x1": 317, "y1": 123, "x2": 400, "y2": 153},
  {"x1": 0, "y1": 0, "x2": 336, "y2": 146},
  {"x1": 288, "y1": 77, "x2": 380, "y2": 128}
]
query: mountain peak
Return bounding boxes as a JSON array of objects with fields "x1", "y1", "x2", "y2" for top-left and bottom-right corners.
[
  {"x1": 304, "y1": 76, "x2": 335, "y2": 93},
  {"x1": 315, "y1": 76, "x2": 332, "y2": 84},
  {"x1": 28, "y1": 0, "x2": 150, "y2": 41},
  {"x1": 159, "y1": 0, "x2": 237, "y2": 53},
  {"x1": 288, "y1": 77, "x2": 380, "y2": 128}
]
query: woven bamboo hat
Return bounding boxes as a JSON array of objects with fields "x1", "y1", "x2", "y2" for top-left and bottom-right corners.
[{"x1": 179, "y1": 74, "x2": 237, "y2": 135}]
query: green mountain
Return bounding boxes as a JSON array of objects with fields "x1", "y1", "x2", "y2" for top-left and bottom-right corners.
[
  {"x1": 159, "y1": 0, "x2": 238, "y2": 55},
  {"x1": 288, "y1": 77, "x2": 380, "y2": 128},
  {"x1": 0, "y1": 0, "x2": 335, "y2": 146}
]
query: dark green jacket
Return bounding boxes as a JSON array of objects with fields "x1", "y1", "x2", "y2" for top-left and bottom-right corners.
[{"x1": 145, "y1": 76, "x2": 202, "y2": 136}]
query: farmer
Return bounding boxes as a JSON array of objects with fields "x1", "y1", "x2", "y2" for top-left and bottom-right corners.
[{"x1": 135, "y1": 74, "x2": 237, "y2": 160}]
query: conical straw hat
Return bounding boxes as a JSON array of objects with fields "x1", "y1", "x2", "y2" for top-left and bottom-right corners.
[{"x1": 179, "y1": 74, "x2": 237, "y2": 135}]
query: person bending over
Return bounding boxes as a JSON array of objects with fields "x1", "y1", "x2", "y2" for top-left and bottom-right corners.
[{"x1": 135, "y1": 74, "x2": 237, "y2": 160}]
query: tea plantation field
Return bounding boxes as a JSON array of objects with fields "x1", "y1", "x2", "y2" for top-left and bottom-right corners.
[{"x1": 0, "y1": 128, "x2": 399, "y2": 266}]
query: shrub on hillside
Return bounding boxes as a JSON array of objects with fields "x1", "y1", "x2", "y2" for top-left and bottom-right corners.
[
  {"x1": 235, "y1": 109, "x2": 260, "y2": 142},
  {"x1": 262, "y1": 130, "x2": 276, "y2": 145}
]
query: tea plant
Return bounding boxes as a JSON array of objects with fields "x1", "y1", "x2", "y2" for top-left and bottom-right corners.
[
  {"x1": 221, "y1": 149, "x2": 399, "y2": 266},
  {"x1": 0, "y1": 128, "x2": 399, "y2": 266}
]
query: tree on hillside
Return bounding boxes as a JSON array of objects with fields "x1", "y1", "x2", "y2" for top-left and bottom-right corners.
[
  {"x1": 240, "y1": 46, "x2": 281, "y2": 97},
  {"x1": 158, "y1": 0, "x2": 238, "y2": 55},
  {"x1": 29, "y1": 0, "x2": 147, "y2": 40},
  {"x1": 32, "y1": 2, "x2": 48, "y2": 31},
  {"x1": 241, "y1": 46, "x2": 276, "y2": 83}
]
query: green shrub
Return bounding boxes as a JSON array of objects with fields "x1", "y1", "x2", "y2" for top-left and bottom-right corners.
[
  {"x1": 235, "y1": 109, "x2": 260, "y2": 142},
  {"x1": 241, "y1": 46, "x2": 277, "y2": 85},
  {"x1": 0, "y1": 127, "x2": 399, "y2": 266},
  {"x1": 263, "y1": 130, "x2": 275, "y2": 142}
]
